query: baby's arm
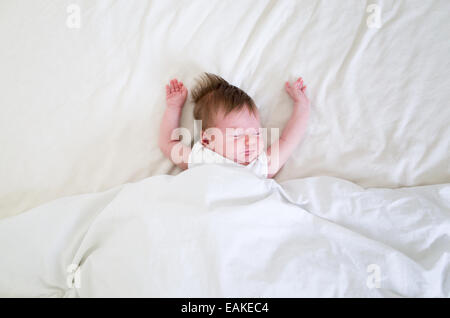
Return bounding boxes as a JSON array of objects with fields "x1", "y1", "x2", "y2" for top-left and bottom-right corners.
[
  {"x1": 158, "y1": 78, "x2": 191, "y2": 170},
  {"x1": 266, "y1": 77, "x2": 310, "y2": 178}
]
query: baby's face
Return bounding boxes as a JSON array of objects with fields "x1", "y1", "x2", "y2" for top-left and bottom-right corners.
[{"x1": 202, "y1": 106, "x2": 264, "y2": 165}]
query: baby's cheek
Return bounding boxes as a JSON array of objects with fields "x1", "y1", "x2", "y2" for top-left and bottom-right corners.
[
  {"x1": 224, "y1": 139, "x2": 238, "y2": 158},
  {"x1": 257, "y1": 137, "x2": 264, "y2": 153}
]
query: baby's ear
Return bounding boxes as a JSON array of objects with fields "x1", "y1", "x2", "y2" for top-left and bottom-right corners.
[
  {"x1": 201, "y1": 130, "x2": 209, "y2": 144},
  {"x1": 202, "y1": 127, "x2": 223, "y2": 150}
]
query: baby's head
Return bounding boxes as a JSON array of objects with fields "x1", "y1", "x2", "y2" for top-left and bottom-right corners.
[{"x1": 192, "y1": 73, "x2": 264, "y2": 165}]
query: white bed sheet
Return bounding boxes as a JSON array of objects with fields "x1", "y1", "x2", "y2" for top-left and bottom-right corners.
[
  {"x1": 0, "y1": 164, "x2": 448, "y2": 297},
  {"x1": 0, "y1": 1, "x2": 449, "y2": 216}
]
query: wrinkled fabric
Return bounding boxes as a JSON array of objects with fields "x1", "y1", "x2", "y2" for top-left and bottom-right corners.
[
  {"x1": 0, "y1": 165, "x2": 448, "y2": 297},
  {"x1": 0, "y1": 0, "x2": 449, "y2": 218},
  {"x1": 188, "y1": 141, "x2": 269, "y2": 179}
]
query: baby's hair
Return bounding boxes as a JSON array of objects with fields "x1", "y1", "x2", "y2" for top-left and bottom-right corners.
[{"x1": 191, "y1": 73, "x2": 258, "y2": 131}]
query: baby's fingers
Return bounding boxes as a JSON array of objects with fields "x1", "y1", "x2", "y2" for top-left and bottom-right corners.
[
  {"x1": 171, "y1": 79, "x2": 180, "y2": 91},
  {"x1": 285, "y1": 81, "x2": 293, "y2": 91},
  {"x1": 285, "y1": 82, "x2": 294, "y2": 94}
]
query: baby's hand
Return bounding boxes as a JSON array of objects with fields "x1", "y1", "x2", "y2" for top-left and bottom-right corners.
[
  {"x1": 166, "y1": 78, "x2": 188, "y2": 109},
  {"x1": 285, "y1": 77, "x2": 310, "y2": 110}
]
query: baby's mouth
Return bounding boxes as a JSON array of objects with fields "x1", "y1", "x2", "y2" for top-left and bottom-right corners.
[{"x1": 244, "y1": 149, "x2": 257, "y2": 160}]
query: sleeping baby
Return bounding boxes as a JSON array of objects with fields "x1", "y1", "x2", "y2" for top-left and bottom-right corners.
[{"x1": 158, "y1": 73, "x2": 310, "y2": 178}]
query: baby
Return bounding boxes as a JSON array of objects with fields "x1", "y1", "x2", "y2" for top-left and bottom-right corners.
[{"x1": 158, "y1": 73, "x2": 310, "y2": 179}]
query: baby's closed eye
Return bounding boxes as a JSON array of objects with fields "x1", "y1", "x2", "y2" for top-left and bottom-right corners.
[{"x1": 226, "y1": 128, "x2": 261, "y2": 140}]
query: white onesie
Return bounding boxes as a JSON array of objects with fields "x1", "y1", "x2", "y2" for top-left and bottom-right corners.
[{"x1": 188, "y1": 141, "x2": 269, "y2": 179}]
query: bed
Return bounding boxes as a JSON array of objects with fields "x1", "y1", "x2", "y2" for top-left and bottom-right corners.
[{"x1": 0, "y1": 0, "x2": 449, "y2": 297}]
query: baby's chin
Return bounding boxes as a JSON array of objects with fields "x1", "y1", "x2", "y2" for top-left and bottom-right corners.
[{"x1": 233, "y1": 152, "x2": 260, "y2": 165}]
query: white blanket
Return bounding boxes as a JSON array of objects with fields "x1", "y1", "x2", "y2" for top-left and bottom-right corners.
[
  {"x1": 1, "y1": 0, "x2": 449, "y2": 218},
  {"x1": 1, "y1": 164, "x2": 449, "y2": 297}
]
